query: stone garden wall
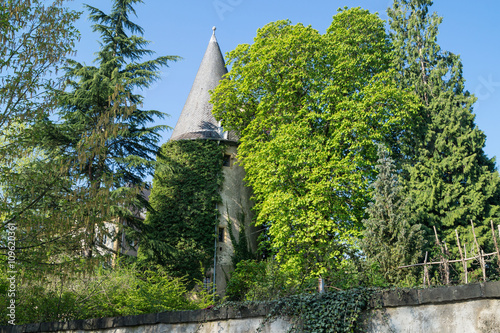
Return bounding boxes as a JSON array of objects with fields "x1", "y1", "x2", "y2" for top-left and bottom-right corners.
[{"x1": 3, "y1": 281, "x2": 500, "y2": 333}]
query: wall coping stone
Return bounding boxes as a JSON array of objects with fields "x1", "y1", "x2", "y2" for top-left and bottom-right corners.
[
  {"x1": 371, "y1": 280, "x2": 500, "y2": 308},
  {"x1": 3, "y1": 281, "x2": 500, "y2": 333}
]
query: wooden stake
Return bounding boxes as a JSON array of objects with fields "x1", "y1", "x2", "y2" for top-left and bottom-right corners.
[
  {"x1": 498, "y1": 225, "x2": 500, "y2": 243},
  {"x1": 444, "y1": 242, "x2": 450, "y2": 285},
  {"x1": 433, "y1": 226, "x2": 440, "y2": 245},
  {"x1": 491, "y1": 220, "x2": 500, "y2": 272},
  {"x1": 456, "y1": 229, "x2": 467, "y2": 284},
  {"x1": 464, "y1": 244, "x2": 468, "y2": 284},
  {"x1": 433, "y1": 226, "x2": 448, "y2": 284},
  {"x1": 471, "y1": 220, "x2": 486, "y2": 281},
  {"x1": 481, "y1": 249, "x2": 487, "y2": 282},
  {"x1": 423, "y1": 251, "x2": 429, "y2": 287},
  {"x1": 471, "y1": 220, "x2": 480, "y2": 252}
]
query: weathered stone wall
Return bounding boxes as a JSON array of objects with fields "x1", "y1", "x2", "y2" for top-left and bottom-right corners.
[
  {"x1": 367, "y1": 281, "x2": 500, "y2": 333},
  {"x1": 368, "y1": 298, "x2": 500, "y2": 333},
  {"x1": 216, "y1": 144, "x2": 257, "y2": 294},
  {"x1": 3, "y1": 282, "x2": 500, "y2": 333},
  {"x1": 0, "y1": 306, "x2": 291, "y2": 333}
]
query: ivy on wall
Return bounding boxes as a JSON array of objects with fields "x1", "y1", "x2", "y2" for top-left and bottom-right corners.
[
  {"x1": 227, "y1": 214, "x2": 254, "y2": 267},
  {"x1": 261, "y1": 288, "x2": 374, "y2": 333},
  {"x1": 139, "y1": 139, "x2": 225, "y2": 285}
]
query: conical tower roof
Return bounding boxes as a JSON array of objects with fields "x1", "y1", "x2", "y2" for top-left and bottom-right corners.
[{"x1": 170, "y1": 28, "x2": 236, "y2": 142}]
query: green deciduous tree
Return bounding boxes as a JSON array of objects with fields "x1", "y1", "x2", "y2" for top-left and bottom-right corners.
[
  {"x1": 0, "y1": 0, "x2": 80, "y2": 274},
  {"x1": 0, "y1": 0, "x2": 80, "y2": 224},
  {"x1": 0, "y1": 0, "x2": 80, "y2": 130},
  {"x1": 388, "y1": 0, "x2": 500, "y2": 259},
  {"x1": 362, "y1": 145, "x2": 424, "y2": 285},
  {"x1": 140, "y1": 140, "x2": 224, "y2": 285},
  {"x1": 211, "y1": 8, "x2": 420, "y2": 278}
]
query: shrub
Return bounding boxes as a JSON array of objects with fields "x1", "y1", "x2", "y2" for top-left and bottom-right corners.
[
  {"x1": 0, "y1": 264, "x2": 213, "y2": 325},
  {"x1": 226, "y1": 259, "x2": 316, "y2": 301}
]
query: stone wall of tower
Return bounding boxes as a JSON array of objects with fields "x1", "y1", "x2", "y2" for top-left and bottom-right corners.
[{"x1": 215, "y1": 144, "x2": 257, "y2": 294}]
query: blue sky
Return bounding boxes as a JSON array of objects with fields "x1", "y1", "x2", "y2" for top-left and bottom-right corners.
[{"x1": 66, "y1": 0, "x2": 500, "y2": 165}]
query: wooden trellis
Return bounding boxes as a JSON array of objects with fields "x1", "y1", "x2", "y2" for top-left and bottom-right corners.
[{"x1": 398, "y1": 220, "x2": 500, "y2": 286}]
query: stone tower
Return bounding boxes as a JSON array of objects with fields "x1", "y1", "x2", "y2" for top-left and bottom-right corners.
[{"x1": 170, "y1": 28, "x2": 256, "y2": 294}]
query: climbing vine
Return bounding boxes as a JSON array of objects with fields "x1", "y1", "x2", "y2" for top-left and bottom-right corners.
[
  {"x1": 261, "y1": 288, "x2": 374, "y2": 333},
  {"x1": 227, "y1": 214, "x2": 254, "y2": 267},
  {"x1": 140, "y1": 139, "x2": 225, "y2": 286}
]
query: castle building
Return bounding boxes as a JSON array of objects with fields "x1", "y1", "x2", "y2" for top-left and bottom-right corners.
[{"x1": 170, "y1": 28, "x2": 257, "y2": 293}]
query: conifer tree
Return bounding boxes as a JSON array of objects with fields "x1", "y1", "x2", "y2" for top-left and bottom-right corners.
[
  {"x1": 388, "y1": 0, "x2": 500, "y2": 256},
  {"x1": 362, "y1": 145, "x2": 423, "y2": 285},
  {"x1": 28, "y1": 0, "x2": 178, "y2": 265}
]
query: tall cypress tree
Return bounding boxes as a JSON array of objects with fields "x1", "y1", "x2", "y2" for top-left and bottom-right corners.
[
  {"x1": 33, "y1": 0, "x2": 178, "y2": 261},
  {"x1": 388, "y1": 0, "x2": 500, "y2": 257}
]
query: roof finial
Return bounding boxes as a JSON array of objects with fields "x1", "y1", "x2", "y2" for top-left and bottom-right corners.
[
  {"x1": 170, "y1": 25, "x2": 230, "y2": 142},
  {"x1": 212, "y1": 26, "x2": 216, "y2": 34}
]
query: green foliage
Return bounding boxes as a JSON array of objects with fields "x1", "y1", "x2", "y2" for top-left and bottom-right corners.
[
  {"x1": 388, "y1": 0, "x2": 500, "y2": 260},
  {"x1": 225, "y1": 259, "x2": 376, "y2": 332},
  {"x1": 211, "y1": 8, "x2": 420, "y2": 279},
  {"x1": 49, "y1": 0, "x2": 178, "y2": 192},
  {"x1": 0, "y1": 0, "x2": 80, "y2": 130},
  {"x1": 225, "y1": 260, "x2": 265, "y2": 301},
  {"x1": 4, "y1": 0, "x2": 179, "y2": 274},
  {"x1": 262, "y1": 288, "x2": 373, "y2": 333},
  {"x1": 227, "y1": 217, "x2": 254, "y2": 267},
  {"x1": 0, "y1": 0, "x2": 81, "y2": 270},
  {"x1": 320, "y1": 257, "x2": 389, "y2": 290},
  {"x1": 226, "y1": 259, "x2": 316, "y2": 302},
  {"x1": 140, "y1": 139, "x2": 225, "y2": 286},
  {"x1": 79, "y1": 266, "x2": 212, "y2": 318},
  {"x1": 362, "y1": 145, "x2": 424, "y2": 285},
  {"x1": 0, "y1": 264, "x2": 212, "y2": 325}
]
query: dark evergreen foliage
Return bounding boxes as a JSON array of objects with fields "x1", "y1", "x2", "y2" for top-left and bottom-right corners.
[
  {"x1": 52, "y1": 0, "x2": 178, "y2": 188},
  {"x1": 140, "y1": 140, "x2": 225, "y2": 285},
  {"x1": 29, "y1": 0, "x2": 178, "y2": 262},
  {"x1": 362, "y1": 145, "x2": 424, "y2": 285},
  {"x1": 388, "y1": 0, "x2": 500, "y2": 256}
]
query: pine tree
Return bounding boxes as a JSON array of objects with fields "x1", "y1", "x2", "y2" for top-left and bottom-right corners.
[
  {"x1": 30, "y1": 0, "x2": 178, "y2": 264},
  {"x1": 388, "y1": 0, "x2": 500, "y2": 257},
  {"x1": 362, "y1": 145, "x2": 424, "y2": 285}
]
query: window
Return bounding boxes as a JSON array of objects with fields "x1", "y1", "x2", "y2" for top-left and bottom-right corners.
[
  {"x1": 222, "y1": 154, "x2": 231, "y2": 167},
  {"x1": 218, "y1": 227, "x2": 225, "y2": 242}
]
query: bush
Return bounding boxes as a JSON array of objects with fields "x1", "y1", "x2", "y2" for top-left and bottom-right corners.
[
  {"x1": 226, "y1": 259, "x2": 316, "y2": 301},
  {"x1": 0, "y1": 264, "x2": 213, "y2": 325}
]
